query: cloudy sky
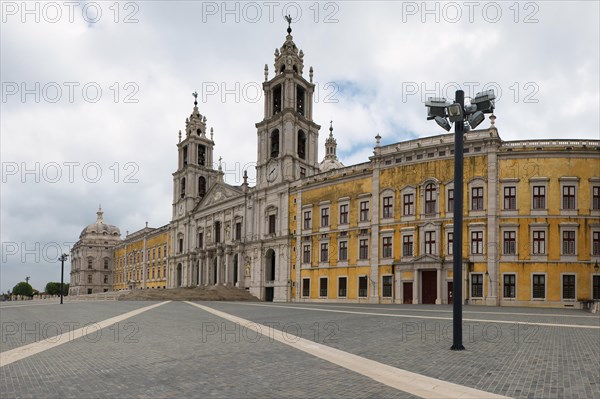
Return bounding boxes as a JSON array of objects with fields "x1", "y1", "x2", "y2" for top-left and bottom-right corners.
[{"x1": 1, "y1": 1, "x2": 598, "y2": 293}]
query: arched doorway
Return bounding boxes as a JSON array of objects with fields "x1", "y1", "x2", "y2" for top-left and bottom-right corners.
[
  {"x1": 264, "y1": 249, "x2": 275, "y2": 302},
  {"x1": 176, "y1": 263, "x2": 182, "y2": 287},
  {"x1": 233, "y1": 254, "x2": 238, "y2": 286}
]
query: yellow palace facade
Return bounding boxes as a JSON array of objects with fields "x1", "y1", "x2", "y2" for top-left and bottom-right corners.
[{"x1": 290, "y1": 125, "x2": 600, "y2": 307}]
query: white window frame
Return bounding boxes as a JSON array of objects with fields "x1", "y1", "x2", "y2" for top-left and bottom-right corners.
[
  {"x1": 500, "y1": 178, "x2": 519, "y2": 216},
  {"x1": 559, "y1": 222, "x2": 579, "y2": 261},
  {"x1": 531, "y1": 272, "x2": 547, "y2": 301},
  {"x1": 380, "y1": 189, "x2": 395, "y2": 220},
  {"x1": 530, "y1": 223, "x2": 548, "y2": 261},
  {"x1": 502, "y1": 273, "x2": 517, "y2": 300},
  {"x1": 381, "y1": 274, "x2": 394, "y2": 298},
  {"x1": 401, "y1": 227, "x2": 416, "y2": 259},
  {"x1": 338, "y1": 197, "x2": 350, "y2": 227},
  {"x1": 445, "y1": 181, "x2": 454, "y2": 215},
  {"x1": 358, "y1": 193, "x2": 371, "y2": 226},
  {"x1": 500, "y1": 223, "x2": 519, "y2": 261},
  {"x1": 319, "y1": 201, "x2": 330, "y2": 231},
  {"x1": 468, "y1": 223, "x2": 485, "y2": 261},
  {"x1": 468, "y1": 177, "x2": 486, "y2": 216},
  {"x1": 590, "y1": 178, "x2": 600, "y2": 216},
  {"x1": 301, "y1": 277, "x2": 310, "y2": 298},
  {"x1": 470, "y1": 272, "x2": 484, "y2": 299},
  {"x1": 302, "y1": 205, "x2": 312, "y2": 231},
  {"x1": 401, "y1": 186, "x2": 416, "y2": 222},
  {"x1": 337, "y1": 276, "x2": 348, "y2": 298},
  {"x1": 421, "y1": 180, "x2": 439, "y2": 218},
  {"x1": 319, "y1": 277, "x2": 328, "y2": 298},
  {"x1": 381, "y1": 234, "x2": 394, "y2": 260},
  {"x1": 560, "y1": 273, "x2": 577, "y2": 302},
  {"x1": 529, "y1": 177, "x2": 549, "y2": 216},
  {"x1": 559, "y1": 177, "x2": 579, "y2": 216}
]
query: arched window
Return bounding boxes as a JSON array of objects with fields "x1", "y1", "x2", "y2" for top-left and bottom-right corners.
[
  {"x1": 196, "y1": 128, "x2": 201, "y2": 136},
  {"x1": 425, "y1": 183, "x2": 436, "y2": 215},
  {"x1": 180, "y1": 178, "x2": 186, "y2": 199},
  {"x1": 183, "y1": 146, "x2": 188, "y2": 166},
  {"x1": 297, "y1": 130, "x2": 306, "y2": 159},
  {"x1": 296, "y1": 86, "x2": 305, "y2": 116},
  {"x1": 273, "y1": 85, "x2": 282, "y2": 114},
  {"x1": 198, "y1": 176, "x2": 206, "y2": 197},
  {"x1": 270, "y1": 130, "x2": 280, "y2": 158},
  {"x1": 198, "y1": 144, "x2": 206, "y2": 166}
]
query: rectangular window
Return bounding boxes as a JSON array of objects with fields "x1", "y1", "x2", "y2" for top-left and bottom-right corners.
[
  {"x1": 593, "y1": 275, "x2": 600, "y2": 300},
  {"x1": 471, "y1": 231, "x2": 483, "y2": 255},
  {"x1": 235, "y1": 223, "x2": 242, "y2": 240},
  {"x1": 339, "y1": 204, "x2": 349, "y2": 224},
  {"x1": 215, "y1": 222, "x2": 221, "y2": 243},
  {"x1": 425, "y1": 184, "x2": 436, "y2": 215},
  {"x1": 303, "y1": 211, "x2": 311, "y2": 230},
  {"x1": 88, "y1": 274, "x2": 92, "y2": 283},
  {"x1": 338, "y1": 241, "x2": 348, "y2": 261},
  {"x1": 532, "y1": 274, "x2": 545, "y2": 299},
  {"x1": 319, "y1": 278, "x2": 328, "y2": 297},
  {"x1": 403, "y1": 193, "x2": 414, "y2": 216},
  {"x1": 503, "y1": 231, "x2": 516, "y2": 255},
  {"x1": 533, "y1": 231, "x2": 545, "y2": 254},
  {"x1": 382, "y1": 196, "x2": 393, "y2": 218},
  {"x1": 320, "y1": 243, "x2": 329, "y2": 262},
  {"x1": 359, "y1": 239, "x2": 369, "y2": 260},
  {"x1": 321, "y1": 208, "x2": 329, "y2": 227},
  {"x1": 338, "y1": 277, "x2": 347, "y2": 298},
  {"x1": 403, "y1": 235, "x2": 414, "y2": 257},
  {"x1": 269, "y1": 215, "x2": 276, "y2": 234},
  {"x1": 472, "y1": 187, "x2": 484, "y2": 211},
  {"x1": 562, "y1": 275, "x2": 575, "y2": 300},
  {"x1": 360, "y1": 201, "x2": 370, "y2": 222},
  {"x1": 88, "y1": 259, "x2": 93, "y2": 269},
  {"x1": 198, "y1": 232, "x2": 204, "y2": 248},
  {"x1": 562, "y1": 185, "x2": 576, "y2": 209},
  {"x1": 471, "y1": 274, "x2": 483, "y2": 298},
  {"x1": 503, "y1": 274, "x2": 516, "y2": 298},
  {"x1": 382, "y1": 236, "x2": 393, "y2": 258},
  {"x1": 504, "y1": 186, "x2": 516, "y2": 210},
  {"x1": 447, "y1": 232, "x2": 453, "y2": 255},
  {"x1": 593, "y1": 231, "x2": 600, "y2": 255},
  {"x1": 533, "y1": 186, "x2": 546, "y2": 209},
  {"x1": 179, "y1": 238, "x2": 184, "y2": 253},
  {"x1": 593, "y1": 186, "x2": 600, "y2": 210},
  {"x1": 358, "y1": 276, "x2": 368, "y2": 298},
  {"x1": 104, "y1": 275, "x2": 108, "y2": 284},
  {"x1": 104, "y1": 259, "x2": 109, "y2": 269},
  {"x1": 562, "y1": 231, "x2": 576, "y2": 255},
  {"x1": 425, "y1": 231, "x2": 436, "y2": 255},
  {"x1": 302, "y1": 278, "x2": 310, "y2": 297},
  {"x1": 382, "y1": 276, "x2": 393, "y2": 298},
  {"x1": 302, "y1": 245, "x2": 311, "y2": 264},
  {"x1": 447, "y1": 189, "x2": 454, "y2": 213}
]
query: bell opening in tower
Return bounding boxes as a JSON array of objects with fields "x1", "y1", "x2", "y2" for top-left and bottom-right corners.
[
  {"x1": 296, "y1": 86, "x2": 305, "y2": 116},
  {"x1": 270, "y1": 130, "x2": 280, "y2": 158},
  {"x1": 273, "y1": 85, "x2": 282, "y2": 114}
]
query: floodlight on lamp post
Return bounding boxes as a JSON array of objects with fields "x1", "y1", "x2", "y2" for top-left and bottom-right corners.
[
  {"x1": 59, "y1": 253, "x2": 69, "y2": 304},
  {"x1": 425, "y1": 89, "x2": 496, "y2": 351}
]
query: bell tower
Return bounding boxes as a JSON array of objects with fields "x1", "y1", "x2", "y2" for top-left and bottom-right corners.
[
  {"x1": 255, "y1": 20, "x2": 321, "y2": 187},
  {"x1": 172, "y1": 93, "x2": 217, "y2": 220}
]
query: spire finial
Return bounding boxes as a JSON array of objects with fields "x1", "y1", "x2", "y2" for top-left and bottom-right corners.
[
  {"x1": 285, "y1": 15, "x2": 292, "y2": 34},
  {"x1": 192, "y1": 91, "x2": 198, "y2": 107},
  {"x1": 329, "y1": 120, "x2": 333, "y2": 135},
  {"x1": 218, "y1": 156, "x2": 223, "y2": 171},
  {"x1": 178, "y1": 130, "x2": 182, "y2": 143},
  {"x1": 489, "y1": 114, "x2": 496, "y2": 126},
  {"x1": 210, "y1": 127, "x2": 214, "y2": 141},
  {"x1": 96, "y1": 206, "x2": 104, "y2": 223}
]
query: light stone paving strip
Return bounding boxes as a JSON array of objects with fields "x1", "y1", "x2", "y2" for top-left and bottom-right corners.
[
  {"x1": 242, "y1": 303, "x2": 600, "y2": 329},
  {"x1": 186, "y1": 301, "x2": 510, "y2": 399},
  {"x1": 0, "y1": 301, "x2": 169, "y2": 368}
]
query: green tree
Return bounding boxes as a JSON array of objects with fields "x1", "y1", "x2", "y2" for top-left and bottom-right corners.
[
  {"x1": 45, "y1": 282, "x2": 69, "y2": 295},
  {"x1": 12, "y1": 282, "x2": 33, "y2": 297}
]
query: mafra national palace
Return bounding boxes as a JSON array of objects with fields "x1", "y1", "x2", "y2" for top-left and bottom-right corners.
[{"x1": 69, "y1": 26, "x2": 600, "y2": 308}]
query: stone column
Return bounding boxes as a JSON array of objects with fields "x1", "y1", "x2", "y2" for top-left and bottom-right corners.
[
  {"x1": 436, "y1": 267, "x2": 442, "y2": 304},
  {"x1": 216, "y1": 251, "x2": 222, "y2": 285},
  {"x1": 413, "y1": 269, "x2": 420, "y2": 304},
  {"x1": 224, "y1": 251, "x2": 231, "y2": 286}
]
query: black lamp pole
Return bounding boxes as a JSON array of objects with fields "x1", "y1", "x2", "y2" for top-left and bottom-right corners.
[
  {"x1": 451, "y1": 90, "x2": 465, "y2": 351},
  {"x1": 59, "y1": 253, "x2": 69, "y2": 304}
]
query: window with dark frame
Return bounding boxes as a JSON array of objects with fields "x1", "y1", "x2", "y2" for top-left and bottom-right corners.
[
  {"x1": 403, "y1": 235, "x2": 414, "y2": 257},
  {"x1": 447, "y1": 189, "x2": 454, "y2": 213},
  {"x1": 504, "y1": 186, "x2": 516, "y2": 210},
  {"x1": 533, "y1": 230, "x2": 545, "y2": 254},
  {"x1": 471, "y1": 274, "x2": 483, "y2": 297},
  {"x1": 338, "y1": 277, "x2": 347, "y2": 297},
  {"x1": 269, "y1": 215, "x2": 276, "y2": 234},
  {"x1": 338, "y1": 241, "x2": 348, "y2": 261},
  {"x1": 403, "y1": 193, "x2": 414, "y2": 216},
  {"x1": 425, "y1": 184, "x2": 436, "y2": 214},
  {"x1": 302, "y1": 278, "x2": 310, "y2": 297},
  {"x1": 214, "y1": 221, "x2": 221, "y2": 243},
  {"x1": 104, "y1": 259, "x2": 109, "y2": 269},
  {"x1": 319, "y1": 278, "x2": 328, "y2": 297},
  {"x1": 503, "y1": 231, "x2": 516, "y2": 255},
  {"x1": 562, "y1": 185, "x2": 576, "y2": 209},
  {"x1": 562, "y1": 230, "x2": 576, "y2": 255},
  {"x1": 593, "y1": 186, "x2": 600, "y2": 210},
  {"x1": 382, "y1": 276, "x2": 393, "y2": 297},
  {"x1": 235, "y1": 223, "x2": 241, "y2": 241},
  {"x1": 303, "y1": 244, "x2": 311, "y2": 263},
  {"x1": 382, "y1": 236, "x2": 393, "y2": 258},
  {"x1": 471, "y1": 231, "x2": 483, "y2": 254},
  {"x1": 303, "y1": 211, "x2": 311, "y2": 230},
  {"x1": 593, "y1": 231, "x2": 600, "y2": 255},
  {"x1": 533, "y1": 185, "x2": 545, "y2": 209},
  {"x1": 503, "y1": 274, "x2": 516, "y2": 298},
  {"x1": 532, "y1": 274, "x2": 545, "y2": 299},
  {"x1": 178, "y1": 238, "x2": 183, "y2": 253},
  {"x1": 472, "y1": 187, "x2": 484, "y2": 211},
  {"x1": 104, "y1": 275, "x2": 108, "y2": 284},
  {"x1": 359, "y1": 239, "x2": 369, "y2": 260},
  {"x1": 562, "y1": 275, "x2": 575, "y2": 300},
  {"x1": 358, "y1": 276, "x2": 368, "y2": 297},
  {"x1": 447, "y1": 232, "x2": 453, "y2": 255},
  {"x1": 339, "y1": 204, "x2": 349, "y2": 224},
  {"x1": 320, "y1": 243, "x2": 329, "y2": 262},
  {"x1": 593, "y1": 275, "x2": 600, "y2": 300},
  {"x1": 425, "y1": 231, "x2": 436, "y2": 255},
  {"x1": 321, "y1": 207, "x2": 329, "y2": 227},
  {"x1": 382, "y1": 196, "x2": 393, "y2": 218},
  {"x1": 360, "y1": 201, "x2": 370, "y2": 222}
]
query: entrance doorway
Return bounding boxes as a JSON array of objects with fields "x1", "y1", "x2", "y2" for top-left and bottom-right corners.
[
  {"x1": 403, "y1": 282, "x2": 413, "y2": 304},
  {"x1": 265, "y1": 287, "x2": 274, "y2": 302},
  {"x1": 447, "y1": 282, "x2": 453, "y2": 304},
  {"x1": 233, "y1": 254, "x2": 238, "y2": 286},
  {"x1": 176, "y1": 263, "x2": 182, "y2": 287},
  {"x1": 421, "y1": 270, "x2": 437, "y2": 304}
]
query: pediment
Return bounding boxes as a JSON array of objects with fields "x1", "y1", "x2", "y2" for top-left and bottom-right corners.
[
  {"x1": 194, "y1": 182, "x2": 243, "y2": 211},
  {"x1": 412, "y1": 253, "x2": 443, "y2": 263}
]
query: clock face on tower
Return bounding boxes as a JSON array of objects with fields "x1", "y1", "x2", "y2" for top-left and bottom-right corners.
[{"x1": 266, "y1": 160, "x2": 279, "y2": 183}]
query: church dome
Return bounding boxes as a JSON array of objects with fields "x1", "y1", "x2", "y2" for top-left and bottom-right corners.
[
  {"x1": 79, "y1": 207, "x2": 121, "y2": 239},
  {"x1": 319, "y1": 121, "x2": 344, "y2": 172},
  {"x1": 319, "y1": 158, "x2": 344, "y2": 172}
]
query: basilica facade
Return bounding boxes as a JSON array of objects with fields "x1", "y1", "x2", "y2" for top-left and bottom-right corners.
[{"x1": 70, "y1": 27, "x2": 600, "y2": 307}]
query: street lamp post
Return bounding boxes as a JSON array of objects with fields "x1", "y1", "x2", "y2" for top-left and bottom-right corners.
[
  {"x1": 59, "y1": 253, "x2": 69, "y2": 304},
  {"x1": 426, "y1": 88, "x2": 495, "y2": 351}
]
